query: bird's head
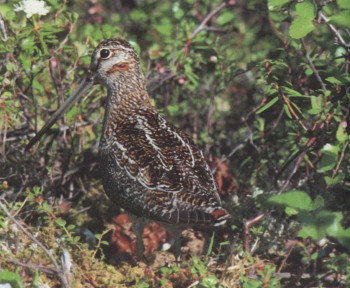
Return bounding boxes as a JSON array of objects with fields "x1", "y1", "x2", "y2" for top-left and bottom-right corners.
[{"x1": 90, "y1": 38, "x2": 142, "y2": 87}]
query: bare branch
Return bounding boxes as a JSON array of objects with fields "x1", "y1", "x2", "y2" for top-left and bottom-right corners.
[
  {"x1": 276, "y1": 151, "x2": 305, "y2": 194},
  {"x1": 182, "y1": 1, "x2": 229, "y2": 57},
  {"x1": 318, "y1": 11, "x2": 350, "y2": 49},
  {"x1": 244, "y1": 213, "x2": 265, "y2": 253},
  {"x1": 212, "y1": 143, "x2": 244, "y2": 173},
  {"x1": 191, "y1": 2, "x2": 228, "y2": 39},
  {"x1": 301, "y1": 38, "x2": 327, "y2": 91},
  {"x1": 5, "y1": 259, "x2": 58, "y2": 275}
]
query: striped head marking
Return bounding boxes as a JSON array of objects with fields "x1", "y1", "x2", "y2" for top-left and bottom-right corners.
[{"x1": 90, "y1": 38, "x2": 141, "y2": 86}]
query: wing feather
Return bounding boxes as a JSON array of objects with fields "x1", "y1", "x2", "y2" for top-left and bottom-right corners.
[{"x1": 110, "y1": 110, "x2": 220, "y2": 202}]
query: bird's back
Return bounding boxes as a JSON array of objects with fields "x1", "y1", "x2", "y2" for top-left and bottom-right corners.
[{"x1": 99, "y1": 107, "x2": 230, "y2": 227}]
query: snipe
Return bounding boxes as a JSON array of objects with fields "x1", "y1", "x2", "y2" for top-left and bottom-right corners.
[{"x1": 26, "y1": 38, "x2": 230, "y2": 259}]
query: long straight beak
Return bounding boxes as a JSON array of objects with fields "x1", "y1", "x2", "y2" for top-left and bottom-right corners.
[{"x1": 26, "y1": 76, "x2": 94, "y2": 151}]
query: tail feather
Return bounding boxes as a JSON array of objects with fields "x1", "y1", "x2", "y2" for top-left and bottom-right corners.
[
  {"x1": 160, "y1": 206, "x2": 231, "y2": 227},
  {"x1": 210, "y1": 208, "x2": 231, "y2": 227}
]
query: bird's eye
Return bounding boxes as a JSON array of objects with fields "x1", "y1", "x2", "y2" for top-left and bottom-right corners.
[{"x1": 100, "y1": 49, "x2": 111, "y2": 59}]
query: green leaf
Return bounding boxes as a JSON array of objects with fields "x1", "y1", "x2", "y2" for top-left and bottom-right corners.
[
  {"x1": 184, "y1": 63, "x2": 199, "y2": 86},
  {"x1": 309, "y1": 195, "x2": 324, "y2": 211},
  {"x1": 318, "y1": 143, "x2": 340, "y2": 172},
  {"x1": 0, "y1": 4, "x2": 12, "y2": 15},
  {"x1": 268, "y1": 190, "x2": 312, "y2": 211},
  {"x1": 289, "y1": 1, "x2": 316, "y2": 39},
  {"x1": 256, "y1": 97, "x2": 279, "y2": 114},
  {"x1": 0, "y1": 269, "x2": 24, "y2": 288},
  {"x1": 308, "y1": 95, "x2": 323, "y2": 115},
  {"x1": 331, "y1": 12, "x2": 350, "y2": 29},
  {"x1": 282, "y1": 87, "x2": 304, "y2": 97},
  {"x1": 297, "y1": 210, "x2": 339, "y2": 240},
  {"x1": 291, "y1": 101, "x2": 303, "y2": 116},
  {"x1": 295, "y1": 1, "x2": 315, "y2": 18},
  {"x1": 305, "y1": 67, "x2": 313, "y2": 76},
  {"x1": 65, "y1": 106, "x2": 78, "y2": 121},
  {"x1": 311, "y1": 96, "x2": 323, "y2": 110},
  {"x1": 5, "y1": 62, "x2": 16, "y2": 74},
  {"x1": 155, "y1": 19, "x2": 173, "y2": 36},
  {"x1": 290, "y1": 19, "x2": 315, "y2": 39},
  {"x1": 73, "y1": 236, "x2": 81, "y2": 244},
  {"x1": 268, "y1": 0, "x2": 290, "y2": 10},
  {"x1": 67, "y1": 224, "x2": 76, "y2": 231},
  {"x1": 338, "y1": 0, "x2": 350, "y2": 10},
  {"x1": 203, "y1": 274, "x2": 220, "y2": 285},
  {"x1": 75, "y1": 42, "x2": 88, "y2": 58},
  {"x1": 336, "y1": 124, "x2": 348, "y2": 142},
  {"x1": 330, "y1": 227, "x2": 350, "y2": 248},
  {"x1": 325, "y1": 173, "x2": 345, "y2": 186},
  {"x1": 283, "y1": 104, "x2": 292, "y2": 118},
  {"x1": 55, "y1": 218, "x2": 66, "y2": 227},
  {"x1": 325, "y1": 76, "x2": 343, "y2": 85},
  {"x1": 217, "y1": 11, "x2": 235, "y2": 25},
  {"x1": 321, "y1": 143, "x2": 340, "y2": 154},
  {"x1": 206, "y1": 232, "x2": 215, "y2": 256},
  {"x1": 167, "y1": 104, "x2": 180, "y2": 116},
  {"x1": 42, "y1": 202, "x2": 53, "y2": 213},
  {"x1": 285, "y1": 206, "x2": 299, "y2": 216},
  {"x1": 241, "y1": 278, "x2": 262, "y2": 288},
  {"x1": 335, "y1": 47, "x2": 347, "y2": 59},
  {"x1": 314, "y1": 211, "x2": 350, "y2": 248},
  {"x1": 129, "y1": 9, "x2": 148, "y2": 23},
  {"x1": 101, "y1": 24, "x2": 117, "y2": 38},
  {"x1": 32, "y1": 270, "x2": 40, "y2": 288},
  {"x1": 129, "y1": 40, "x2": 141, "y2": 55},
  {"x1": 311, "y1": 252, "x2": 318, "y2": 260},
  {"x1": 298, "y1": 221, "x2": 325, "y2": 240},
  {"x1": 172, "y1": 2, "x2": 184, "y2": 19},
  {"x1": 0, "y1": 4, "x2": 16, "y2": 20}
]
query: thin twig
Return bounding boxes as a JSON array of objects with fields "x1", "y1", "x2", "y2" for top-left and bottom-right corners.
[
  {"x1": 332, "y1": 139, "x2": 348, "y2": 178},
  {"x1": 300, "y1": 38, "x2": 327, "y2": 91},
  {"x1": 5, "y1": 259, "x2": 58, "y2": 275},
  {"x1": 277, "y1": 245, "x2": 294, "y2": 274},
  {"x1": 191, "y1": 2, "x2": 227, "y2": 39},
  {"x1": 276, "y1": 151, "x2": 305, "y2": 194},
  {"x1": 275, "y1": 116, "x2": 331, "y2": 191},
  {"x1": 243, "y1": 213, "x2": 265, "y2": 253},
  {"x1": 0, "y1": 13, "x2": 7, "y2": 41},
  {"x1": 0, "y1": 101, "x2": 8, "y2": 156},
  {"x1": 281, "y1": 94, "x2": 308, "y2": 131},
  {"x1": 212, "y1": 143, "x2": 244, "y2": 173},
  {"x1": 0, "y1": 201, "x2": 69, "y2": 288},
  {"x1": 147, "y1": 72, "x2": 176, "y2": 93},
  {"x1": 183, "y1": 1, "x2": 229, "y2": 57},
  {"x1": 318, "y1": 11, "x2": 350, "y2": 49},
  {"x1": 264, "y1": 61, "x2": 308, "y2": 132}
]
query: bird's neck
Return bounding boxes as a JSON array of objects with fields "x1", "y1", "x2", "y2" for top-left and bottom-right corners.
[{"x1": 102, "y1": 77, "x2": 153, "y2": 138}]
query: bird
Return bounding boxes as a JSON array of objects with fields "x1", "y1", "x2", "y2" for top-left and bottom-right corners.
[{"x1": 26, "y1": 38, "x2": 231, "y2": 259}]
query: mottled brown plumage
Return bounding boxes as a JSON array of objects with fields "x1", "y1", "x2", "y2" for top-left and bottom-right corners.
[
  {"x1": 92, "y1": 38, "x2": 230, "y2": 228},
  {"x1": 27, "y1": 38, "x2": 230, "y2": 258}
]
